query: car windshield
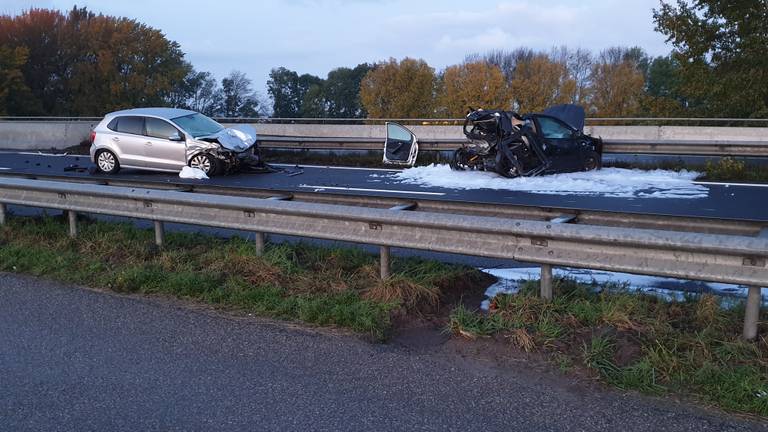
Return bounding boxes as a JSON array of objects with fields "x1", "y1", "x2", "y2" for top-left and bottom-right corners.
[{"x1": 171, "y1": 113, "x2": 224, "y2": 138}]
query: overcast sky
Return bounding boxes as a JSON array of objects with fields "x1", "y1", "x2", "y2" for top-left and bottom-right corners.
[{"x1": 3, "y1": 0, "x2": 671, "y2": 95}]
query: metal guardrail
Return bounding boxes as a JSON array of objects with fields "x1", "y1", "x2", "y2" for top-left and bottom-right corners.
[
  {"x1": 257, "y1": 135, "x2": 768, "y2": 157},
  {"x1": 1, "y1": 171, "x2": 765, "y2": 236},
  {"x1": 0, "y1": 177, "x2": 765, "y2": 339}
]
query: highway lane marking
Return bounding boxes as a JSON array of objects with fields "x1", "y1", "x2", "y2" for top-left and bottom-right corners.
[
  {"x1": 694, "y1": 181, "x2": 768, "y2": 188},
  {"x1": 299, "y1": 185, "x2": 445, "y2": 196},
  {"x1": 273, "y1": 163, "x2": 402, "y2": 172},
  {"x1": 0, "y1": 167, "x2": 9, "y2": 170}
]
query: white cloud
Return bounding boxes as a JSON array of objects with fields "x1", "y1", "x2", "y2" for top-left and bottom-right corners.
[
  {"x1": 437, "y1": 28, "x2": 533, "y2": 52},
  {"x1": 393, "y1": 10, "x2": 490, "y2": 26}
]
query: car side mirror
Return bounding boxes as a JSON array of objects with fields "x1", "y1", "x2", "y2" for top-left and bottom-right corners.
[{"x1": 169, "y1": 132, "x2": 184, "y2": 142}]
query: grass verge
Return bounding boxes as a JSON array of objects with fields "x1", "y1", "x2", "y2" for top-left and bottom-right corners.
[
  {"x1": 0, "y1": 214, "x2": 483, "y2": 340},
  {"x1": 605, "y1": 157, "x2": 768, "y2": 183},
  {"x1": 448, "y1": 278, "x2": 768, "y2": 416}
]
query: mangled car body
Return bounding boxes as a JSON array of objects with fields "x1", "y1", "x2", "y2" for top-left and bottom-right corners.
[
  {"x1": 90, "y1": 108, "x2": 263, "y2": 176},
  {"x1": 384, "y1": 104, "x2": 602, "y2": 178}
]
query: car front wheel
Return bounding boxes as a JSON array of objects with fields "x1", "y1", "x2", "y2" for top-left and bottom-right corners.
[
  {"x1": 95, "y1": 149, "x2": 120, "y2": 174},
  {"x1": 189, "y1": 153, "x2": 219, "y2": 176},
  {"x1": 583, "y1": 151, "x2": 601, "y2": 171}
]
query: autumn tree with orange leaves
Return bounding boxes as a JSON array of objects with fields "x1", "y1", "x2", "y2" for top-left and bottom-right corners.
[
  {"x1": 438, "y1": 61, "x2": 510, "y2": 117},
  {"x1": 0, "y1": 7, "x2": 189, "y2": 116},
  {"x1": 359, "y1": 58, "x2": 436, "y2": 118},
  {"x1": 509, "y1": 54, "x2": 576, "y2": 113},
  {"x1": 589, "y1": 49, "x2": 646, "y2": 117},
  {"x1": 0, "y1": 46, "x2": 37, "y2": 115}
]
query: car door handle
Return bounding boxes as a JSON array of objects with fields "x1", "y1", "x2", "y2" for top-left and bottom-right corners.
[
  {"x1": 112, "y1": 137, "x2": 120, "y2": 142},
  {"x1": 145, "y1": 141, "x2": 152, "y2": 146}
]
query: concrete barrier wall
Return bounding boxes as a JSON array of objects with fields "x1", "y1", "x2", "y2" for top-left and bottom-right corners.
[
  {"x1": 244, "y1": 124, "x2": 465, "y2": 139},
  {"x1": 0, "y1": 121, "x2": 97, "y2": 150},
  {"x1": 1, "y1": 121, "x2": 767, "y2": 151}
]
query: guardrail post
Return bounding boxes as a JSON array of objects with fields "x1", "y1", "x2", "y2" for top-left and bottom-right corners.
[
  {"x1": 540, "y1": 264, "x2": 553, "y2": 301},
  {"x1": 67, "y1": 211, "x2": 77, "y2": 238},
  {"x1": 380, "y1": 246, "x2": 391, "y2": 280},
  {"x1": 254, "y1": 232, "x2": 266, "y2": 256},
  {"x1": 154, "y1": 221, "x2": 165, "y2": 248},
  {"x1": 743, "y1": 286, "x2": 763, "y2": 340},
  {"x1": 0, "y1": 203, "x2": 6, "y2": 225}
]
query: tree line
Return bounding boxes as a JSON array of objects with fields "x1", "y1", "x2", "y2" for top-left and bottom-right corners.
[
  {"x1": 1, "y1": 2, "x2": 766, "y2": 119},
  {"x1": 0, "y1": 7, "x2": 267, "y2": 117}
]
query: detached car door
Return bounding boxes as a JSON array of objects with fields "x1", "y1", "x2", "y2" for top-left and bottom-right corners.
[
  {"x1": 144, "y1": 117, "x2": 187, "y2": 171},
  {"x1": 383, "y1": 122, "x2": 418, "y2": 166}
]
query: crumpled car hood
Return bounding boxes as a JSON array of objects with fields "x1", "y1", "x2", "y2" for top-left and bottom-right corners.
[{"x1": 200, "y1": 125, "x2": 258, "y2": 152}]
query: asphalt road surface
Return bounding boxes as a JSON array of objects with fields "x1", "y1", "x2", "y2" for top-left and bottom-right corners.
[
  {"x1": 1, "y1": 273, "x2": 765, "y2": 431},
  {"x1": 1, "y1": 152, "x2": 767, "y2": 222}
]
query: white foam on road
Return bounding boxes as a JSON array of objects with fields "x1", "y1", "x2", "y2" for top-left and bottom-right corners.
[
  {"x1": 479, "y1": 267, "x2": 764, "y2": 310},
  {"x1": 390, "y1": 165, "x2": 708, "y2": 199}
]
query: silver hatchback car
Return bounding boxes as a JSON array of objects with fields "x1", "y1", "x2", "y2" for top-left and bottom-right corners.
[{"x1": 89, "y1": 108, "x2": 258, "y2": 176}]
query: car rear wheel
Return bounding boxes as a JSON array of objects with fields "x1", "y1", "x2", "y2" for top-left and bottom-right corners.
[
  {"x1": 95, "y1": 149, "x2": 120, "y2": 174},
  {"x1": 189, "y1": 153, "x2": 219, "y2": 176}
]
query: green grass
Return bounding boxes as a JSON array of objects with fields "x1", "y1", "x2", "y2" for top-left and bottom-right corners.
[
  {"x1": 605, "y1": 157, "x2": 768, "y2": 183},
  {"x1": 448, "y1": 277, "x2": 768, "y2": 416},
  {"x1": 0, "y1": 215, "x2": 480, "y2": 340},
  {"x1": 703, "y1": 157, "x2": 768, "y2": 182}
]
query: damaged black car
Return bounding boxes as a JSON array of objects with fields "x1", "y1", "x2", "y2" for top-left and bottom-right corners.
[{"x1": 384, "y1": 104, "x2": 603, "y2": 178}]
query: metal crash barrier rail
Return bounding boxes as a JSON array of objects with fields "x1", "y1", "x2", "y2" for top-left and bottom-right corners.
[{"x1": 0, "y1": 177, "x2": 765, "y2": 339}]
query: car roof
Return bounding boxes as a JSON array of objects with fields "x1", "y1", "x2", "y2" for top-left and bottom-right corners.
[{"x1": 106, "y1": 107, "x2": 198, "y2": 120}]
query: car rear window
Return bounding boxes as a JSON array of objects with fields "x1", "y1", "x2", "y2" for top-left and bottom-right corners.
[
  {"x1": 115, "y1": 116, "x2": 144, "y2": 135},
  {"x1": 145, "y1": 117, "x2": 180, "y2": 140}
]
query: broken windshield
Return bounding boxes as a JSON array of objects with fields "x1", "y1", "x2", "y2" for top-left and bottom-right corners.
[{"x1": 171, "y1": 113, "x2": 224, "y2": 138}]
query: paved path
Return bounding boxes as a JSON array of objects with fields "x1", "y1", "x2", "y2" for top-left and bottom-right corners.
[{"x1": 0, "y1": 273, "x2": 765, "y2": 431}]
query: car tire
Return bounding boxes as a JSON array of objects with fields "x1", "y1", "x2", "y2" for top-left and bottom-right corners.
[
  {"x1": 95, "y1": 149, "x2": 120, "y2": 174},
  {"x1": 583, "y1": 151, "x2": 601, "y2": 171},
  {"x1": 189, "y1": 153, "x2": 220, "y2": 176},
  {"x1": 449, "y1": 148, "x2": 469, "y2": 171}
]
